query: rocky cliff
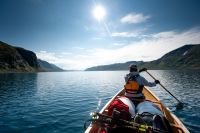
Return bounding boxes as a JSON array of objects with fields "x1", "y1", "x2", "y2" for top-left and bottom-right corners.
[{"x1": 0, "y1": 41, "x2": 63, "y2": 72}]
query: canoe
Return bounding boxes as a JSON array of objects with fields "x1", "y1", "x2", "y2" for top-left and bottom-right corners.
[{"x1": 85, "y1": 87, "x2": 189, "y2": 133}]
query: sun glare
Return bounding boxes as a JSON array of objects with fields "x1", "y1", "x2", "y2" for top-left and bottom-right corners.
[{"x1": 93, "y1": 5, "x2": 106, "y2": 21}]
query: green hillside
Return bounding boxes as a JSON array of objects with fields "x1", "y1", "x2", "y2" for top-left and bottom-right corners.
[{"x1": 85, "y1": 44, "x2": 200, "y2": 71}]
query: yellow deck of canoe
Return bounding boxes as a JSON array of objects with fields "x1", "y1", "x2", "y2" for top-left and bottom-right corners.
[{"x1": 85, "y1": 87, "x2": 189, "y2": 133}]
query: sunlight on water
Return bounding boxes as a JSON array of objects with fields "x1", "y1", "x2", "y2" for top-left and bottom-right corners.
[{"x1": 96, "y1": 98, "x2": 102, "y2": 110}]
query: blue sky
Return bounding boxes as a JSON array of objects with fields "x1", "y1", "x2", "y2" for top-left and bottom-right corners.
[{"x1": 0, "y1": 0, "x2": 200, "y2": 69}]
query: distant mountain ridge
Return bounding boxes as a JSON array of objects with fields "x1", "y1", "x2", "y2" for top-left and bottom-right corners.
[
  {"x1": 85, "y1": 61, "x2": 144, "y2": 71},
  {"x1": 85, "y1": 44, "x2": 200, "y2": 71},
  {"x1": 0, "y1": 41, "x2": 63, "y2": 72},
  {"x1": 37, "y1": 59, "x2": 63, "y2": 72}
]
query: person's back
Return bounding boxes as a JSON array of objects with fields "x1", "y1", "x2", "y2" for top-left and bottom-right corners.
[{"x1": 124, "y1": 64, "x2": 160, "y2": 99}]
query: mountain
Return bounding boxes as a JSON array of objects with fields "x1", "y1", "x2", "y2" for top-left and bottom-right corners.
[
  {"x1": 141, "y1": 44, "x2": 200, "y2": 69},
  {"x1": 85, "y1": 44, "x2": 200, "y2": 71},
  {"x1": 85, "y1": 61, "x2": 144, "y2": 71},
  {"x1": 0, "y1": 41, "x2": 63, "y2": 72},
  {"x1": 37, "y1": 59, "x2": 63, "y2": 72}
]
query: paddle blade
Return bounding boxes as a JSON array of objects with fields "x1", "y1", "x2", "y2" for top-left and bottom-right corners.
[{"x1": 176, "y1": 102, "x2": 184, "y2": 110}]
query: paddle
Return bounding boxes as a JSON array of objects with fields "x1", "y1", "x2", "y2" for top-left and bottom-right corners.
[
  {"x1": 139, "y1": 68, "x2": 184, "y2": 109},
  {"x1": 85, "y1": 112, "x2": 169, "y2": 133}
]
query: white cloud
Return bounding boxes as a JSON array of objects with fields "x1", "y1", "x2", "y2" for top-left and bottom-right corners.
[
  {"x1": 111, "y1": 32, "x2": 138, "y2": 37},
  {"x1": 111, "y1": 28, "x2": 147, "y2": 38},
  {"x1": 36, "y1": 28, "x2": 200, "y2": 70},
  {"x1": 36, "y1": 51, "x2": 58, "y2": 63},
  {"x1": 120, "y1": 13, "x2": 150, "y2": 24},
  {"x1": 36, "y1": 51, "x2": 80, "y2": 70},
  {"x1": 111, "y1": 29, "x2": 146, "y2": 38},
  {"x1": 113, "y1": 43, "x2": 125, "y2": 46}
]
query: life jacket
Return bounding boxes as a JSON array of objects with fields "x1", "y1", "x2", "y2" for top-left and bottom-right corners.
[{"x1": 124, "y1": 74, "x2": 144, "y2": 94}]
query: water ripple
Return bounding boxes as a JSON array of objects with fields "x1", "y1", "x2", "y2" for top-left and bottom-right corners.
[{"x1": 0, "y1": 71, "x2": 200, "y2": 133}]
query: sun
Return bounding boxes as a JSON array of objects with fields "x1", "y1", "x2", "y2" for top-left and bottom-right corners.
[{"x1": 93, "y1": 5, "x2": 106, "y2": 21}]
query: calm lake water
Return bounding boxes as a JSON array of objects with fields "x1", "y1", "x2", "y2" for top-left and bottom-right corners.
[{"x1": 0, "y1": 71, "x2": 200, "y2": 133}]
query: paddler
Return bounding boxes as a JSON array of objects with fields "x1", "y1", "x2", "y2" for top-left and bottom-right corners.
[{"x1": 124, "y1": 63, "x2": 160, "y2": 104}]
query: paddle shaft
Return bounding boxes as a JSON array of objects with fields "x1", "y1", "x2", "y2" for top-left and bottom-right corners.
[{"x1": 145, "y1": 70, "x2": 183, "y2": 104}]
